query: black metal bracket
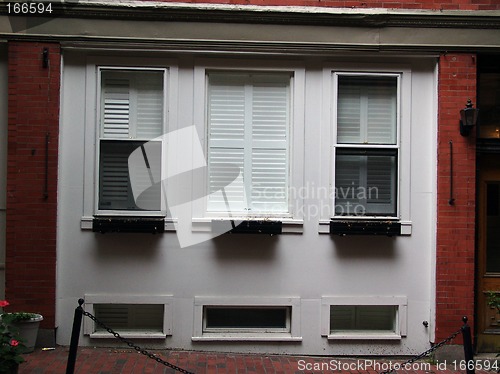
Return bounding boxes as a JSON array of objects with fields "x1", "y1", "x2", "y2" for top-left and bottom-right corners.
[
  {"x1": 212, "y1": 220, "x2": 282, "y2": 235},
  {"x1": 42, "y1": 48, "x2": 49, "y2": 69},
  {"x1": 330, "y1": 220, "x2": 402, "y2": 236},
  {"x1": 92, "y1": 217, "x2": 165, "y2": 234}
]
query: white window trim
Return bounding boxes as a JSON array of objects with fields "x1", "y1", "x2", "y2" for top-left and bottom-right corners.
[
  {"x1": 321, "y1": 296, "x2": 408, "y2": 340},
  {"x1": 193, "y1": 296, "x2": 302, "y2": 341},
  {"x1": 318, "y1": 64, "x2": 412, "y2": 233},
  {"x1": 81, "y1": 57, "x2": 179, "y2": 221},
  {"x1": 191, "y1": 59, "x2": 306, "y2": 231},
  {"x1": 83, "y1": 294, "x2": 173, "y2": 339}
]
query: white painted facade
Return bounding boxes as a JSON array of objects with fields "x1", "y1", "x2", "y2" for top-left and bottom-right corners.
[{"x1": 56, "y1": 49, "x2": 437, "y2": 356}]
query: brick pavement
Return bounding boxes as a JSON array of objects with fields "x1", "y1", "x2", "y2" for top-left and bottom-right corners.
[{"x1": 16, "y1": 347, "x2": 496, "y2": 374}]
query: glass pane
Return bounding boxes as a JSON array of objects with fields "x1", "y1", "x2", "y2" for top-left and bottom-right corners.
[
  {"x1": 94, "y1": 304, "x2": 163, "y2": 332},
  {"x1": 478, "y1": 73, "x2": 500, "y2": 139},
  {"x1": 337, "y1": 75, "x2": 397, "y2": 145},
  {"x1": 335, "y1": 149, "x2": 397, "y2": 216},
  {"x1": 99, "y1": 140, "x2": 161, "y2": 211},
  {"x1": 487, "y1": 183, "x2": 500, "y2": 273},
  {"x1": 205, "y1": 307, "x2": 289, "y2": 330},
  {"x1": 330, "y1": 305, "x2": 396, "y2": 333},
  {"x1": 101, "y1": 70, "x2": 164, "y2": 140}
]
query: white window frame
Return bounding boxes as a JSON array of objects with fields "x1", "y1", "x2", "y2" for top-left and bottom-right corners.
[
  {"x1": 83, "y1": 294, "x2": 173, "y2": 339},
  {"x1": 191, "y1": 60, "x2": 305, "y2": 232},
  {"x1": 193, "y1": 296, "x2": 302, "y2": 341},
  {"x1": 321, "y1": 296, "x2": 408, "y2": 340},
  {"x1": 81, "y1": 57, "x2": 178, "y2": 222},
  {"x1": 318, "y1": 64, "x2": 412, "y2": 233}
]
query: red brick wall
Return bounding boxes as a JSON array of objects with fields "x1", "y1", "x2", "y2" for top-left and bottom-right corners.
[
  {"x1": 436, "y1": 53, "x2": 477, "y2": 343},
  {"x1": 142, "y1": 0, "x2": 499, "y2": 10},
  {"x1": 6, "y1": 42, "x2": 60, "y2": 329}
]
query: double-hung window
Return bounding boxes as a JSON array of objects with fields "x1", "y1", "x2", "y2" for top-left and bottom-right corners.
[
  {"x1": 334, "y1": 74, "x2": 399, "y2": 217},
  {"x1": 97, "y1": 68, "x2": 165, "y2": 213},
  {"x1": 206, "y1": 72, "x2": 291, "y2": 216}
]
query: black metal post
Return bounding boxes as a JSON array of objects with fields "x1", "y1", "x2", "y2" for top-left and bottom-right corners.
[
  {"x1": 462, "y1": 316, "x2": 475, "y2": 374},
  {"x1": 65, "y1": 299, "x2": 85, "y2": 374}
]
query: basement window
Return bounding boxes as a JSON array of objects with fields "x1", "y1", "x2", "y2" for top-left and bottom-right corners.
[
  {"x1": 193, "y1": 297, "x2": 302, "y2": 341},
  {"x1": 321, "y1": 296, "x2": 407, "y2": 340},
  {"x1": 94, "y1": 304, "x2": 164, "y2": 334},
  {"x1": 203, "y1": 306, "x2": 290, "y2": 333},
  {"x1": 84, "y1": 295, "x2": 173, "y2": 339}
]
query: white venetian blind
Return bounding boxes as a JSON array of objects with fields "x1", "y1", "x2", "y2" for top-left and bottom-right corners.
[
  {"x1": 207, "y1": 73, "x2": 290, "y2": 213},
  {"x1": 337, "y1": 76, "x2": 397, "y2": 145},
  {"x1": 101, "y1": 70, "x2": 164, "y2": 140},
  {"x1": 94, "y1": 304, "x2": 164, "y2": 332},
  {"x1": 330, "y1": 305, "x2": 396, "y2": 332}
]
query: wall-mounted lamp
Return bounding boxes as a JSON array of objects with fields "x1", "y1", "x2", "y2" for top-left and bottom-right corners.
[{"x1": 459, "y1": 99, "x2": 479, "y2": 137}]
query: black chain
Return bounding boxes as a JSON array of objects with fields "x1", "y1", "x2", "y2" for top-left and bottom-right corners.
[
  {"x1": 82, "y1": 309, "x2": 195, "y2": 374},
  {"x1": 379, "y1": 328, "x2": 462, "y2": 374}
]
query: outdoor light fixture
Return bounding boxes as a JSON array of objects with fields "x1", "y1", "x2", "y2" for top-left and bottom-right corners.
[{"x1": 459, "y1": 99, "x2": 479, "y2": 136}]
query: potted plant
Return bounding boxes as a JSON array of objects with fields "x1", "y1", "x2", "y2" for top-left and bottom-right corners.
[
  {"x1": 0, "y1": 300, "x2": 27, "y2": 374},
  {"x1": 1, "y1": 300, "x2": 43, "y2": 353}
]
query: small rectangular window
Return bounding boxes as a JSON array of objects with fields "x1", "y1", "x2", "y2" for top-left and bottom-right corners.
[
  {"x1": 330, "y1": 305, "x2": 396, "y2": 334},
  {"x1": 94, "y1": 304, "x2": 164, "y2": 333},
  {"x1": 203, "y1": 306, "x2": 290, "y2": 333}
]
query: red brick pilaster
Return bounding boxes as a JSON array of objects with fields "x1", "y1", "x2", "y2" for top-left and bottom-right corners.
[
  {"x1": 436, "y1": 53, "x2": 477, "y2": 343},
  {"x1": 6, "y1": 41, "x2": 60, "y2": 329}
]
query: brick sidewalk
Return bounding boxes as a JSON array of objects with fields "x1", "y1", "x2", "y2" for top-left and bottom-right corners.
[{"x1": 16, "y1": 347, "x2": 495, "y2": 374}]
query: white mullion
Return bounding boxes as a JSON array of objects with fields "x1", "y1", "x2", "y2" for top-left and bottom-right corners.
[{"x1": 244, "y1": 83, "x2": 253, "y2": 211}]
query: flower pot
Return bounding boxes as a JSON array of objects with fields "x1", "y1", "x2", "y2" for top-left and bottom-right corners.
[{"x1": 12, "y1": 314, "x2": 43, "y2": 353}]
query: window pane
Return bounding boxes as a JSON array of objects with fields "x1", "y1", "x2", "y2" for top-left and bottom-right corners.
[
  {"x1": 330, "y1": 305, "x2": 396, "y2": 333},
  {"x1": 204, "y1": 306, "x2": 289, "y2": 330},
  {"x1": 337, "y1": 76, "x2": 397, "y2": 145},
  {"x1": 101, "y1": 70, "x2": 164, "y2": 140},
  {"x1": 99, "y1": 140, "x2": 161, "y2": 211},
  {"x1": 94, "y1": 304, "x2": 163, "y2": 332},
  {"x1": 335, "y1": 149, "x2": 397, "y2": 216}
]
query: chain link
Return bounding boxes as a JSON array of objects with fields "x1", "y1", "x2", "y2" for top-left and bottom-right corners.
[
  {"x1": 82, "y1": 309, "x2": 194, "y2": 374},
  {"x1": 379, "y1": 328, "x2": 462, "y2": 374}
]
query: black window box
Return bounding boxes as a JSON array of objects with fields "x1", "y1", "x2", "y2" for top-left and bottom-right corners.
[
  {"x1": 212, "y1": 220, "x2": 282, "y2": 235},
  {"x1": 330, "y1": 220, "x2": 401, "y2": 236},
  {"x1": 93, "y1": 217, "x2": 165, "y2": 234}
]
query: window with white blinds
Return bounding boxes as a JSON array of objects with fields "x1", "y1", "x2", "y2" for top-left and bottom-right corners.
[
  {"x1": 334, "y1": 74, "x2": 399, "y2": 217},
  {"x1": 330, "y1": 305, "x2": 396, "y2": 333},
  {"x1": 98, "y1": 69, "x2": 164, "y2": 211},
  {"x1": 207, "y1": 73, "x2": 290, "y2": 214},
  {"x1": 94, "y1": 304, "x2": 164, "y2": 333}
]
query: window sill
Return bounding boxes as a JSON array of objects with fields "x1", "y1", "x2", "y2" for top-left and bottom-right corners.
[
  {"x1": 90, "y1": 332, "x2": 166, "y2": 339},
  {"x1": 318, "y1": 220, "x2": 412, "y2": 236},
  {"x1": 192, "y1": 334, "x2": 302, "y2": 342},
  {"x1": 326, "y1": 332, "x2": 401, "y2": 340}
]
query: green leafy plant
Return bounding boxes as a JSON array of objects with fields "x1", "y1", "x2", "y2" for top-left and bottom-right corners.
[
  {"x1": 0, "y1": 300, "x2": 27, "y2": 373},
  {"x1": 486, "y1": 291, "x2": 500, "y2": 315}
]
